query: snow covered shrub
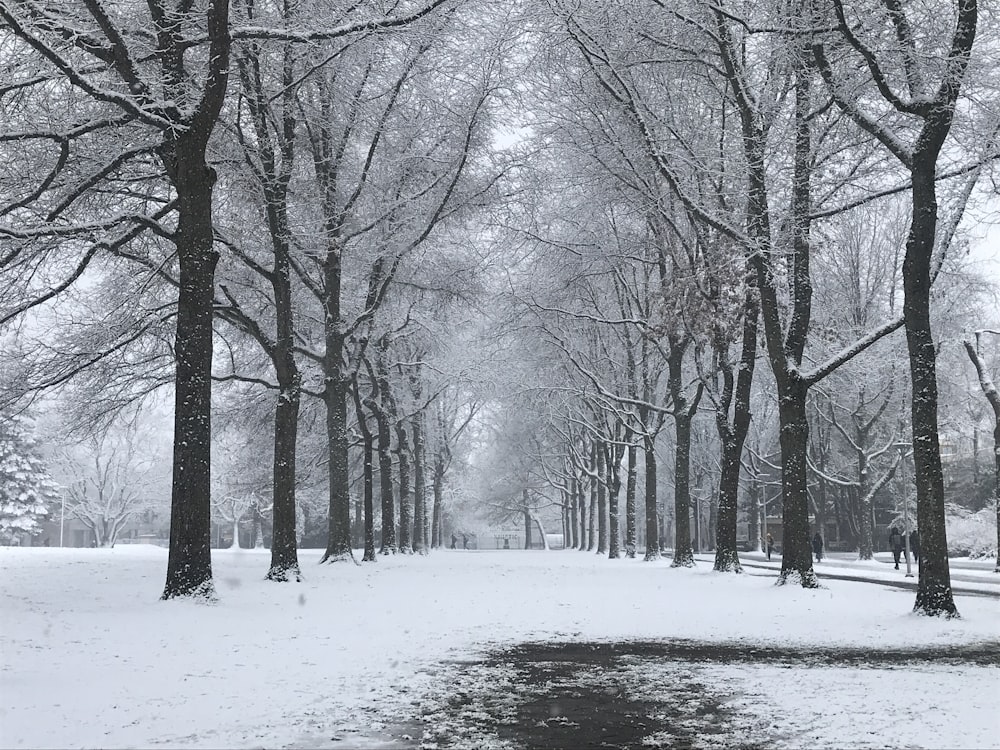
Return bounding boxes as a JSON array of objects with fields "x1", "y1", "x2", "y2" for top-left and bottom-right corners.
[
  {"x1": 0, "y1": 417, "x2": 60, "y2": 543},
  {"x1": 945, "y1": 503, "x2": 997, "y2": 559}
]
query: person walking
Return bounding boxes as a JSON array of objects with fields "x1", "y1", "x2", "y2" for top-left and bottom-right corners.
[
  {"x1": 889, "y1": 527, "x2": 904, "y2": 569},
  {"x1": 450, "y1": 533, "x2": 457, "y2": 550},
  {"x1": 765, "y1": 532, "x2": 774, "y2": 561},
  {"x1": 909, "y1": 529, "x2": 920, "y2": 565},
  {"x1": 811, "y1": 532, "x2": 824, "y2": 563}
]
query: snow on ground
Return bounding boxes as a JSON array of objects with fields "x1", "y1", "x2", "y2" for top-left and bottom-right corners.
[{"x1": 1, "y1": 546, "x2": 997, "y2": 749}]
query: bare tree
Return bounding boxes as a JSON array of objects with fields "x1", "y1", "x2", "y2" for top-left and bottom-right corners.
[
  {"x1": 60, "y1": 427, "x2": 163, "y2": 548},
  {"x1": 963, "y1": 330, "x2": 1000, "y2": 572},
  {"x1": 813, "y1": 0, "x2": 984, "y2": 615}
]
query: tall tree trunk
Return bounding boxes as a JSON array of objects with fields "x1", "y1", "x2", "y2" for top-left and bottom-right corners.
[
  {"x1": 774, "y1": 57, "x2": 817, "y2": 586},
  {"x1": 596, "y1": 440, "x2": 608, "y2": 555},
  {"x1": 587, "y1": 447, "x2": 597, "y2": 551},
  {"x1": 352, "y1": 384, "x2": 377, "y2": 563},
  {"x1": 777, "y1": 380, "x2": 816, "y2": 585},
  {"x1": 377, "y1": 414, "x2": 396, "y2": 554},
  {"x1": 643, "y1": 438, "x2": 660, "y2": 561},
  {"x1": 396, "y1": 421, "x2": 413, "y2": 554},
  {"x1": 713, "y1": 273, "x2": 756, "y2": 572},
  {"x1": 570, "y1": 476, "x2": 579, "y2": 549},
  {"x1": 857, "y1": 450, "x2": 874, "y2": 560},
  {"x1": 321, "y1": 373, "x2": 354, "y2": 563},
  {"x1": 131, "y1": 0, "x2": 231, "y2": 602},
  {"x1": 412, "y1": 411, "x2": 427, "y2": 555},
  {"x1": 235, "y1": 34, "x2": 303, "y2": 583},
  {"x1": 267, "y1": 375, "x2": 301, "y2": 579},
  {"x1": 994, "y1": 422, "x2": 999, "y2": 574},
  {"x1": 362, "y1": 431, "x2": 376, "y2": 562},
  {"x1": 907, "y1": 168, "x2": 956, "y2": 616},
  {"x1": 714, "y1": 439, "x2": 743, "y2": 571},
  {"x1": 163, "y1": 162, "x2": 221, "y2": 599},
  {"x1": 432, "y1": 453, "x2": 445, "y2": 548},
  {"x1": 607, "y1": 444, "x2": 622, "y2": 559},
  {"x1": 374, "y1": 356, "x2": 396, "y2": 555},
  {"x1": 666, "y1": 338, "x2": 700, "y2": 568},
  {"x1": 625, "y1": 441, "x2": 637, "y2": 558},
  {"x1": 672, "y1": 410, "x2": 695, "y2": 567}
]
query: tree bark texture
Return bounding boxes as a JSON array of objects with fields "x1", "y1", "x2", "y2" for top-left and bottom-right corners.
[
  {"x1": 570, "y1": 476, "x2": 580, "y2": 549},
  {"x1": 353, "y1": 385, "x2": 377, "y2": 563},
  {"x1": 321, "y1": 375, "x2": 354, "y2": 563},
  {"x1": 587, "y1": 447, "x2": 597, "y2": 550},
  {"x1": 857, "y1": 448, "x2": 874, "y2": 561},
  {"x1": 777, "y1": 381, "x2": 817, "y2": 586},
  {"x1": 671, "y1": 411, "x2": 695, "y2": 567},
  {"x1": 396, "y1": 421, "x2": 413, "y2": 554},
  {"x1": 412, "y1": 411, "x2": 427, "y2": 554},
  {"x1": 606, "y1": 443, "x2": 622, "y2": 559},
  {"x1": 432, "y1": 452, "x2": 445, "y2": 548},
  {"x1": 625, "y1": 441, "x2": 637, "y2": 558},
  {"x1": 267, "y1": 383, "x2": 301, "y2": 580},
  {"x1": 643, "y1": 439, "x2": 660, "y2": 560},
  {"x1": 596, "y1": 440, "x2": 608, "y2": 555},
  {"x1": 713, "y1": 435, "x2": 743, "y2": 572},
  {"x1": 374, "y1": 359, "x2": 397, "y2": 554},
  {"x1": 667, "y1": 339, "x2": 698, "y2": 568}
]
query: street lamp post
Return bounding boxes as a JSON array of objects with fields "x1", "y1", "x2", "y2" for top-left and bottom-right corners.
[
  {"x1": 760, "y1": 499, "x2": 767, "y2": 552},
  {"x1": 894, "y1": 440, "x2": 914, "y2": 578}
]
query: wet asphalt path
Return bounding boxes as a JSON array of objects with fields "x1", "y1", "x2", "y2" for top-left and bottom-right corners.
[{"x1": 363, "y1": 640, "x2": 1000, "y2": 750}]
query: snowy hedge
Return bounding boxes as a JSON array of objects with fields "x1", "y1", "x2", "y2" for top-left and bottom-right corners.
[{"x1": 945, "y1": 504, "x2": 998, "y2": 559}]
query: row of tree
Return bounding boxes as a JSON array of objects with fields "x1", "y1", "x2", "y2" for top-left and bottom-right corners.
[{"x1": 1, "y1": 0, "x2": 998, "y2": 619}]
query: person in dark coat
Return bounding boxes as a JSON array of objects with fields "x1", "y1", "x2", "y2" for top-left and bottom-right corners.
[
  {"x1": 909, "y1": 529, "x2": 920, "y2": 565},
  {"x1": 811, "y1": 533, "x2": 824, "y2": 562},
  {"x1": 765, "y1": 532, "x2": 774, "y2": 561},
  {"x1": 889, "y1": 527, "x2": 904, "y2": 569},
  {"x1": 450, "y1": 533, "x2": 457, "y2": 549}
]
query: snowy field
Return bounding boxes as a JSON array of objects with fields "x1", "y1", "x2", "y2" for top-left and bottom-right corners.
[{"x1": 1, "y1": 546, "x2": 998, "y2": 749}]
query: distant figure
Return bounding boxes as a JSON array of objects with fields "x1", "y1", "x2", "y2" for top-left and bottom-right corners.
[
  {"x1": 503, "y1": 538, "x2": 510, "y2": 550},
  {"x1": 765, "y1": 532, "x2": 774, "y2": 561},
  {"x1": 450, "y1": 533, "x2": 457, "y2": 550},
  {"x1": 462, "y1": 533, "x2": 469, "y2": 550},
  {"x1": 811, "y1": 533, "x2": 824, "y2": 562},
  {"x1": 889, "y1": 527, "x2": 904, "y2": 569},
  {"x1": 909, "y1": 529, "x2": 921, "y2": 565}
]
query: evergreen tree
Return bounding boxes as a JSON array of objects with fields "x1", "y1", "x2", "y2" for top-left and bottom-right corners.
[{"x1": 0, "y1": 417, "x2": 60, "y2": 543}]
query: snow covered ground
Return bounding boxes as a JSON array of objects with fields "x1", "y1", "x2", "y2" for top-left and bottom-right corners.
[{"x1": 1, "y1": 546, "x2": 997, "y2": 749}]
